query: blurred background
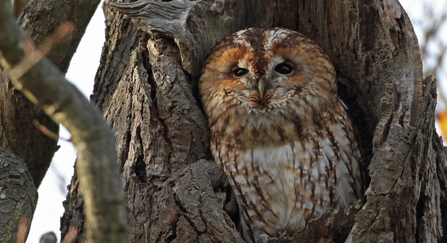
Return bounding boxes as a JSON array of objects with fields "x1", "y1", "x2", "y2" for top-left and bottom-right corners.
[{"x1": 26, "y1": 0, "x2": 447, "y2": 242}]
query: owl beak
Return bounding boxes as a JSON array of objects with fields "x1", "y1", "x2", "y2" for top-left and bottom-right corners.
[{"x1": 258, "y1": 79, "x2": 266, "y2": 98}]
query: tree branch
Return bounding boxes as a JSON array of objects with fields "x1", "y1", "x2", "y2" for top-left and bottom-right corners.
[
  {"x1": 1, "y1": 0, "x2": 103, "y2": 188},
  {"x1": 0, "y1": 0, "x2": 127, "y2": 242}
]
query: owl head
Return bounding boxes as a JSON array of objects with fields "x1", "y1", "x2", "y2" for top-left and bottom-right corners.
[{"x1": 199, "y1": 27, "x2": 337, "y2": 123}]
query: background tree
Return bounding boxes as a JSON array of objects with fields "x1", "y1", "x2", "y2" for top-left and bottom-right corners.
[
  {"x1": 1, "y1": 0, "x2": 446, "y2": 242},
  {"x1": 411, "y1": 1, "x2": 447, "y2": 141},
  {"x1": 0, "y1": 0, "x2": 127, "y2": 242}
]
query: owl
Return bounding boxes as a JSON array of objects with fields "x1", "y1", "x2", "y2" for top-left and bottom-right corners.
[{"x1": 198, "y1": 27, "x2": 363, "y2": 243}]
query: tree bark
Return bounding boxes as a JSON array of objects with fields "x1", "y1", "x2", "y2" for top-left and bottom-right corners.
[
  {"x1": 0, "y1": 147, "x2": 37, "y2": 243},
  {"x1": 61, "y1": 0, "x2": 447, "y2": 242}
]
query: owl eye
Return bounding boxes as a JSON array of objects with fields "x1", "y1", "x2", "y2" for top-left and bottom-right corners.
[
  {"x1": 274, "y1": 63, "x2": 293, "y2": 74},
  {"x1": 234, "y1": 68, "x2": 249, "y2": 77}
]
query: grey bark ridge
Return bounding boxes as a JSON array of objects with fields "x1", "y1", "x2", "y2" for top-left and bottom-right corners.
[{"x1": 109, "y1": 0, "x2": 300, "y2": 82}]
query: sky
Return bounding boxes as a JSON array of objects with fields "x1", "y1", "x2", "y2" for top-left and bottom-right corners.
[{"x1": 26, "y1": 0, "x2": 447, "y2": 242}]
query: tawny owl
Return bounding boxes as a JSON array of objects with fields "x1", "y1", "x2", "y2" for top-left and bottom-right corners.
[{"x1": 198, "y1": 27, "x2": 363, "y2": 243}]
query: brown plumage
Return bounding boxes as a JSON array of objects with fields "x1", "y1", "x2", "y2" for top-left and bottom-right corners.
[{"x1": 199, "y1": 27, "x2": 363, "y2": 243}]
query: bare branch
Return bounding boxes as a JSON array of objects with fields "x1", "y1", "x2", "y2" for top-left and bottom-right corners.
[
  {"x1": 8, "y1": 22, "x2": 74, "y2": 80},
  {"x1": 1, "y1": 0, "x2": 103, "y2": 188},
  {"x1": 61, "y1": 228, "x2": 78, "y2": 243},
  {"x1": 33, "y1": 120, "x2": 60, "y2": 141},
  {"x1": 16, "y1": 218, "x2": 30, "y2": 243},
  {"x1": 0, "y1": 0, "x2": 127, "y2": 242}
]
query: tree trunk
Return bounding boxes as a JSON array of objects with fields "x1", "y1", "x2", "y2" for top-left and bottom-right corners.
[{"x1": 61, "y1": 0, "x2": 447, "y2": 242}]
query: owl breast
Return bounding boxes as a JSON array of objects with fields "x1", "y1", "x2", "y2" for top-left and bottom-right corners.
[{"x1": 199, "y1": 27, "x2": 364, "y2": 243}]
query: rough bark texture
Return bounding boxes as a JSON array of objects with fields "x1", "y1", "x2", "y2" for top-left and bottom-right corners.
[
  {"x1": 61, "y1": 0, "x2": 447, "y2": 242},
  {"x1": 0, "y1": 0, "x2": 101, "y2": 188},
  {"x1": 0, "y1": 147, "x2": 37, "y2": 243}
]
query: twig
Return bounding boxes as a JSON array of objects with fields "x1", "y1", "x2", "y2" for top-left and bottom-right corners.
[
  {"x1": 33, "y1": 120, "x2": 61, "y2": 141},
  {"x1": 7, "y1": 22, "x2": 74, "y2": 81},
  {"x1": 16, "y1": 218, "x2": 29, "y2": 243},
  {"x1": 61, "y1": 227, "x2": 78, "y2": 243}
]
